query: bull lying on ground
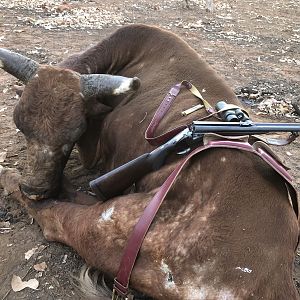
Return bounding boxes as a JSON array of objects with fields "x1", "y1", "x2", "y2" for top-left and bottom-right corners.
[{"x1": 0, "y1": 24, "x2": 299, "y2": 299}]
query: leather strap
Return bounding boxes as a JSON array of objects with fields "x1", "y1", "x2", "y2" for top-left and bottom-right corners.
[
  {"x1": 145, "y1": 81, "x2": 214, "y2": 146},
  {"x1": 257, "y1": 132, "x2": 299, "y2": 146},
  {"x1": 113, "y1": 141, "x2": 211, "y2": 297},
  {"x1": 144, "y1": 82, "x2": 297, "y2": 147},
  {"x1": 113, "y1": 139, "x2": 297, "y2": 297},
  {"x1": 113, "y1": 82, "x2": 298, "y2": 298}
]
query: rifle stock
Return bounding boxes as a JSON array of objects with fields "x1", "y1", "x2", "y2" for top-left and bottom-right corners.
[{"x1": 89, "y1": 130, "x2": 189, "y2": 200}]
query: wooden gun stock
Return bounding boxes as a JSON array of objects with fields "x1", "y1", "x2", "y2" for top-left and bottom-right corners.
[{"x1": 89, "y1": 146, "x2": 177, "y2": 200}]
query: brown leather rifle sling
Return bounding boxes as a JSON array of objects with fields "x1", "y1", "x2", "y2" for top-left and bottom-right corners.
[{"x1": 112, "y1": 82, "x2": 298, "y2": 299}]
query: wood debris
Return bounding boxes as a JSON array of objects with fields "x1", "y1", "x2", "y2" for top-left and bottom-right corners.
[{"x1": 11, "y1": 275, "x2": 39, "y2": 292}]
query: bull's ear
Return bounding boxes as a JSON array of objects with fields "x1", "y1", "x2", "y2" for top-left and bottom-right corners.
[
  {"x1": 0, "y1": 48, "x2": 39, "y2": 83},
  {"x1": 84, "y1": 97, "x2": 113, "y2": 116},
  {"x1": 80, "y1": 74, "x2": 140, "y2": 99}
]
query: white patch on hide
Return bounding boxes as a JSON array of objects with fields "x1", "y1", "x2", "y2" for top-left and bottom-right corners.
[
  {"x1": 186, "y1": 286, "x2": 208, "y2": 300},
  {"x1": 186, "y1": 285, "x2": 237, "y2": 300},
  {"x1": 183, "y1": 267, "x2": 240, "y2": 300},
  {"x1": 235, "y1": 266, "x2": 252, "y2": 273},
  {"x1": 218, "y1": 289, "x2": 236, "y2": 299},
  {"x1": 221, "y1": 156, "x2": 226, "y2": 162},
  {"x1": 113, "y1": 79, "x2": 132, "y2": 95},
  {"x1": 100, "y1": 207, "x2": 114, "y2": 221},
  {"x1": 191, "y1": 260, "x2": 216, "y2": 277},
  {"x1": 160, "y1": 260, "x2": 176, "y2": 289},
  {"x1": 34, "y1": 73, "x2": 39, "y2": 78}
]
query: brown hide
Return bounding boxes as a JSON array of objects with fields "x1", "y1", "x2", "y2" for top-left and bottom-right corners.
[
  {"x1": 1, "y1": 149, "x2": 299, "y2": 299},
  {"x1": 60, "y1": 24, "x2": 238, "y2": 170},
  {"x1": 1, "y1": 25, "x2": 299, "y2": 299}
]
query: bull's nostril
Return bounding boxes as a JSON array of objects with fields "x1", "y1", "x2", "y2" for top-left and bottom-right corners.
[
  {"x1": 19, "y1": 183, "x2": 50, "y2": 200},
  {"x1": 19, "y1": 183, "x2": 34, "y2": 195}
]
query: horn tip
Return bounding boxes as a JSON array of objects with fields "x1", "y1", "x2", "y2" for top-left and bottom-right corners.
[
  {"x1": 131, "y1": 77, "x2": 141, "y2": 91},
  {"x1": 0, "y1": 59, "x2": 4, "y2": 69},
  {"x1": 112, "y1": 77, "x2": 141, "y2": 95}
]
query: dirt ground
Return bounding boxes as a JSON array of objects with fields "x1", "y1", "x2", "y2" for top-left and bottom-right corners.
[{"x1": 0, "y1": 0, "x2": 299, "y2": 299}]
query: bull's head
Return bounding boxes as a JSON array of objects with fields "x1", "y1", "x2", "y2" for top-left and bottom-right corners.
[{"x1": 0, "y1": 48, "x2": 140, "y2": 200}]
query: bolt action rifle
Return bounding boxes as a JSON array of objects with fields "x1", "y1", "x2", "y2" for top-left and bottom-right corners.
[{"x1": 90, "y1": 101, "x2": 300, "y2": 200}]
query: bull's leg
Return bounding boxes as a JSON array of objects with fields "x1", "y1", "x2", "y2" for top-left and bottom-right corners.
[
  {"x1": 0, "y1": 165, "x2": 99, "y2": 205},
  {"x1": 0, "y1": 166, "x2": 165, "y2": 298},
  {"x1": 0, "y1": 166, "x2": 86, "y2": 242},
  {"x1": 0, "y1": 166, "x2": 102, "y2": 241},
  {"x1": 0, "y1": 166, "x2": 155, "y2": 267}
]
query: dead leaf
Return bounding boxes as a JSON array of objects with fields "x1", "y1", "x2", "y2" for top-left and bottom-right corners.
[
  {"x1": 24, "y1": 246, "x2": 39, "y2": 260},
  {"x1": 11, "y1": 275, "x2": 39, "y2": 292},
  {"x1": 34, "y1": 262, "x2": 47, "y2": 272}
]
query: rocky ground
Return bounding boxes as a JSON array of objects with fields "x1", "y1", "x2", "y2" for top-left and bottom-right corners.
[{"x1": 0, "y1": 0, "x2": 299, "y2": 299}]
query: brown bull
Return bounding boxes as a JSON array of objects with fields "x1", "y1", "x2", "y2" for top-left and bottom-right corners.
[{"x1": 0, "y1": 24, "x2": 299, "y2": 299}]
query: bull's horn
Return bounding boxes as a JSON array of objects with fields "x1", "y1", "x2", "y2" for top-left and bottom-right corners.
[
  {"x1": 0, "y1": 48, "x2": 39, "y2": 83},
  {"x1": 80, "y1": 74, "x2": 141, "y2": 99}
]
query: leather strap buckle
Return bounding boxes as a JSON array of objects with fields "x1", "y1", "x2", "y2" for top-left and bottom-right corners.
[
  {"x1": 112, "y1": 289, "x2": 128, "y2": 300},
  {"x1": 112, "y1": 278, "x2": 129, "y2": 299}
]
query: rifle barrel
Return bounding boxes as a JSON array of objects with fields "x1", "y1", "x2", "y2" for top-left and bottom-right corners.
[{"x1": 192, "y1": 122, "x2": 300, "y2": 135}]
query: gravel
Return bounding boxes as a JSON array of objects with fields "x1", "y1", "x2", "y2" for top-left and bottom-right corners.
[{"x1": 0, "y1": 0, "x2": 131, "y2": 30}]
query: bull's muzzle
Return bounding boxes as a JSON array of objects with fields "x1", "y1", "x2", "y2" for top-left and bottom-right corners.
[{"x1": 19, "y1": 181, "x2": 60, "y2": 201}]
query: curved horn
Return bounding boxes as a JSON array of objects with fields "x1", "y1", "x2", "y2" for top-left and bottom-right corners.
[
  {"x1": 0, "y1": 48, "x2": 39, "y2": 83},
  {"x1": 80, "y1": 74, "x2": 141, "y2": 99}
]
